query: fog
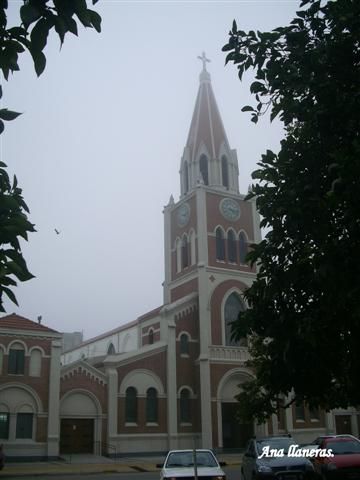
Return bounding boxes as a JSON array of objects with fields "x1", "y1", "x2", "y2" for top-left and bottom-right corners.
[{"x1": 1, "y1": 1, "x2": 299, "y2": 339}]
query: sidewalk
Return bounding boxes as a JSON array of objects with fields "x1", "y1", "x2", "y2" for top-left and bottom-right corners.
[{"x1": 0, "y1": 453, "x2": 242, "y2": 477}]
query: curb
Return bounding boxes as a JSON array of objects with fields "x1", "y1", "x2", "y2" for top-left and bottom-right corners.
[{"x1": 0, "y1": 458, "x2": 242, "y2": 477}]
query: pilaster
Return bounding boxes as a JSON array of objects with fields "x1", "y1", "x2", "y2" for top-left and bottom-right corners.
[
  {"x1": 325, "y1": 412, "x2": 335, "y2": 433},
  {"x1": 47, "y1": 338, "x2": 62, "y2": 457},
  {"x1": 163, "y1": 203, "x2": 172, "y2": 304},
  {"x1": 198, "y1": 263, "x2": 212, "y2": 448},
  {"x1": 106, "y1": 367, "x2": 118, "y2": 443},
  {"x1": 167, "y1": 317, "x2": 178, "y2": 449},
  {"x1": 195, "y1": 186, "x2": 208, "y2": 265}
]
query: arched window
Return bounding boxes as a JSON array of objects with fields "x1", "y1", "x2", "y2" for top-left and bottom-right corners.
[
  {"x1": 107, "y1": 343, "x2": 115, "y2": 355},
  {"x1": 199, "y1": 155, "x2": 209, "y2": 185},
  {"x1": 190, "y1": 230, "x2": 196, "y2": 265},
  {"x1": 0, "y1": 409, "x2": 9, "y2": 439},
  {"x1": 182, "y1": 235, "x2": 189, "y2": 269},
  {"x1": 216, "y1": 228, "x2": 225, "y2": 261},
  {"x1": 295, "y1": 402, "x2": 306, "y2": 421},
  {"x1": 148, "y1": 329, "x2": 154, "y2": 345},
  {"x1": 176, "y1": 238, "x2": 182, "y2": 273},
  {"x1": 29, "y1": 349, "x2": 41, "y2": 377},
  {"x1": 146, "y1": 387, "x2": 158, "y2": 423},
  {"x1": 180, "y1": 333, "x2": 189, "y2": 355},
  {"x1": 227, "y1": 230, "x2": 237, "y2": 263},
  {"x1": 239, "y1": 232, "x2": 248, "y2": 264},
  {"x1": 0, "y1": 347, "x2": 3, "y2": 375},
  {"x1": 224, "y1": 292, "x2": 246, "y2": 346},
  {"x1": 221, "y1": 156, "x2": 229, "y2": 188},
  {"x1": 184, "y1": 161, "x2": 189, "y2": 194},
  {"x1": 8, "y1": 343, "x2": 25, "y2": 375},
  {"x1": 180, "y1": 389, "x2": 191, "y2": 423},
  {"x1": 125, "y1": 387, "x2": 137, "y2": 423}
]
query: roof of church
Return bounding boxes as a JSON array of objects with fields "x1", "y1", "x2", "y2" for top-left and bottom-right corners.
[
  {"x1": 186, "y1": 57, "x2": 230, "y2": 162},
  {"x1": 0, "y1": 313, "x2": 59, "y2": 333},
  {"x1": 62, "y1": 305, "x2": 164, "y2": 353}
]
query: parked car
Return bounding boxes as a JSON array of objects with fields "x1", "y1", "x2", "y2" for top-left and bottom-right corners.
[
  {"x1": 241, "y1": 435, "x2": 315, "y2": 479},
  {"x1": 309, "y1": 434, "x2": 358, "y2": 447},
  {"x1": 157, "y1": 449, "x2": 226, "y2": 480},
  {"x1": 312, "y1": 436, "x2": 360, "y2": 479}
]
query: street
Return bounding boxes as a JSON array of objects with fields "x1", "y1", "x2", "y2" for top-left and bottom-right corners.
[{"x1": 2, "y1": 465, "x2": 241, "y2": 480}]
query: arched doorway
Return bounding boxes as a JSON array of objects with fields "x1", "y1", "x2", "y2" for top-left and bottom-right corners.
[
  {"x1": 217, "y1": 370, "x2": 254, "y2": 449},
  {"x1": 60, "y1": 390, "x2": 101, "y2": 454}
]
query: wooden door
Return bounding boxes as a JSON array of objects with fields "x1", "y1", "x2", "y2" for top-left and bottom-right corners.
[
  {"x1": 221, "y1": 403, "x2": 254, "y2": 449},
  {"x1": 335, "y1": 415, "x2": 352, "y2": 435},
  {"x1": 60, "y1": 418, "x2": 94, "y2": 454}
]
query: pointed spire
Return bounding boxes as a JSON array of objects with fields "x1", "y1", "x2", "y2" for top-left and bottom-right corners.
[
  {"x1": 185, "y1": 52, "x2": 230, "y2": 163},
  {"x1": 179, "y1": 55, "x2": 240, "y2": 196}
]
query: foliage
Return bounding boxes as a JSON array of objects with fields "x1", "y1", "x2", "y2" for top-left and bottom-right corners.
[
  {"x1": 0, "y1": 0, "x2": 101, "y2": 311},
  {"x1": 0, "y1": 162, "x2": 35, "y2": 311},
  {"x1": 223, "y1": 0, "x2": 360, "y2": 422},
  {"x1": 0, "y1": 0, "x2": 101, "y2": 79}
]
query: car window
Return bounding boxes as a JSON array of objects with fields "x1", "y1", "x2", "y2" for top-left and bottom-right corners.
[
  {"x1": 326, "y1": 440, "x2": 360, "y2": 455},
  {"x1": 256, "y1": 438, "x2": 296, "y2": 455},
  {"x1": 165, "y1": 451, "x2": 218, "y2": 468},
  {"x1": 248, "y1": 441, "x2": 256, "y2": 457}
]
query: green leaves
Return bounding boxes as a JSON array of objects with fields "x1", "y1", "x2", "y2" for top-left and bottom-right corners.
[
  {"x1": 0, "y1": 0, "x2": 102, "y2": 81},
  {"x1": 0, "y1": 165, "x2": 35, "y2": 312},
  {"x1": 224, "y1": 0, "x2": 360, "y2": 421},
  {"x1": 250, "y1": 81, "x2": 266, "y2": 94},
  {"x1": 0, "y1": 109, "x2": 21, "y2": 121},
  {"x1": 0, "y1": 109, "x2": 22, "y2": 135},
  {"x1": 29, "y1": 47, "x2": 46, "y2": 76},
  {"x1": 88, "y1": 9, "x2": 101, "y2": 32},
  {"x1": 20, "y1": 3, "x2": 42, "y2": 29},
  {"x1": 30, "y1": 17, "x2": 51, "y2": 52},
  {"x1": 241, "y1": 105, "x2": 255, "y2": 113}
]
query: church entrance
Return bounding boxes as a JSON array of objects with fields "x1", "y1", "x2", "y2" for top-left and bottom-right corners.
[
  {"x1": 335, "y1": 415, "x2": 352, "y2": 435},
  {"x1": 217, "y1": 369, "x2": 255, "y2": 449},
  {"x1": 221, "y1": 403, "x2": 253, "y2": 449},
  {"x1": 60, "y1": 418, "x2": 94, "y2": 454},
  {"x1": 59, "y1": 390, "x2": 101, "y2": 455}
]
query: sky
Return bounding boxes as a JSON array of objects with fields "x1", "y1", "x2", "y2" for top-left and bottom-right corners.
[{"x1": 1, "y1": 0, "x2": 300, "y2": 340}]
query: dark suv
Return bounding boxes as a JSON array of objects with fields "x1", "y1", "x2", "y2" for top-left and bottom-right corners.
[{"x1": 241, "y1": 435, "x2": 315, "y2": 479}]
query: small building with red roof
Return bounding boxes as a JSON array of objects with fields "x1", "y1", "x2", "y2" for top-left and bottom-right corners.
[{"x1": 0, "y1": 314, "x2": 62, "y2": 459}]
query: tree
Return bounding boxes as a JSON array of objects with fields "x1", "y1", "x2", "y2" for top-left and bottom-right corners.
[
  {"x1": 222, "y1": 0, "x2": 360, "y2": 423},
  {"x1": 0, "y1": 0, "x2": 101, "y2": 311}
]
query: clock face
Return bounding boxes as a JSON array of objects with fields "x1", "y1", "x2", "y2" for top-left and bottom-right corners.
[
  {"x1": 220, "y1": 198, "x2": 240, "y2": 221},
  {"x1": 177, "y1": 203, "x2": 190, "y2": 227}
]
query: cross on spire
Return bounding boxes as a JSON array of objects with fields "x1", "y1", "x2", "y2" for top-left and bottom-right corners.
[{"x1": 198, "y1": 51, "x2": 210, "y2": 72}]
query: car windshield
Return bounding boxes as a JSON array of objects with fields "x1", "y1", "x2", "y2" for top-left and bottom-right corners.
[
  {"x1": 256, "y1": 438, "x2": 296, "y2": 455},
  {"x1": 165, "y1": 451, "x2": 218, "y2": 468},
  {"x1": 326, "y1": 440, "x2": 360, "y2": 455}
]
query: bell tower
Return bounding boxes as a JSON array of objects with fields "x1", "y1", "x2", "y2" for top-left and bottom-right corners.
[{"x1": 163, "y1": 55, "x2": 260, "y2": 448}]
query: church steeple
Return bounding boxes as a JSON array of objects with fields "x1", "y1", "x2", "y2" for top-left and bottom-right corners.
[{"x1": 180, "y1": 53, "x2": 239, "y2": 196}]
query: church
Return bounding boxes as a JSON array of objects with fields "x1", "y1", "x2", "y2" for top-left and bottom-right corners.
[{"x1": 0, "y1": 58, "x2": 358, "y2": 460}]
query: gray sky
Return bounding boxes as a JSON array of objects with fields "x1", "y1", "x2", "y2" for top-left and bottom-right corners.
[{"x1": 2, "y1": 1, "x2": 299, "y2": 339}]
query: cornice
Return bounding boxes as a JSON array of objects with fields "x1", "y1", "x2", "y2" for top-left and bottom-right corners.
[
  {"x1": 104, "y1": 342, "x2": 167, "y2": 368},
  {"x1": 61, "y1": 360, "x2": 107, "y2": 385},
  {"x1": 161, "y1": 292, "x2": 198, "y2": 316},
  {"x1": 0, "y1": 329, "x2": 62, "y2": 340}
]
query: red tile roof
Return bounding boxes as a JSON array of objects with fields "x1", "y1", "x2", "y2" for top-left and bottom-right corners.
[{"x1": 0, "y1": 314, "x2": 59, "y2": 334}]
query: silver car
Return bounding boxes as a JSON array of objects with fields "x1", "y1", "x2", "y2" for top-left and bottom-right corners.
[{"x1": 158, "y1": 449, "x2": 227, "y2": 480}]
